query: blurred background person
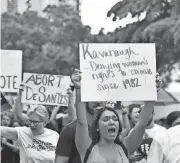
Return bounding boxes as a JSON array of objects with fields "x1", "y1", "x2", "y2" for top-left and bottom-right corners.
[
  {"x1": 128, "y1": 104, "x2": 142, "y2": 129},
  {"x1": 147, "y1": 124, "x2": 180, "y2": 163},
  {"x1": 129, "y1": 107, "x2": 167, "y2": 163},
  {"x1": 1, "y1": 113, "x2": 18, "y2": 163}
]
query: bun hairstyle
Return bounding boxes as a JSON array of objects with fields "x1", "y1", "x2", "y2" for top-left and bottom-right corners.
[{"x1": 27, "y1": 105, "x2": 49, "y2": 125}]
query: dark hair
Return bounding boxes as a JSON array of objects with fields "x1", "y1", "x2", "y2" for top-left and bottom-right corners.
[
  {"x1": 166, "y1": 111, "x2": 180, "y2": 127},
  {"x1": 85, "y1": 102, "x2": 101, "y2": 116},
  {"x1": 91, "y1": 107, "x2": 127, "y2": 155},
  {"x1": 128, "y1": 104, "x2": 142, "y2": 115},
  {"x1": 128, "y1": 104, "x2": 142, "y2": 123}
]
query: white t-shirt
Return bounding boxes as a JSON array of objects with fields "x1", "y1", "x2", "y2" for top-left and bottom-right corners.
[
  {"x1": 147, "y1": 125, "x2": 180, "y2": 163},
  {"x1": 130, "y1": 124, "x2": 167, "y2": 163},
  {"x1": 145, "y1": 124, "x2": 167, "y2": 142},
  {"x1": 16, "y1": 127, "x2": 59, "y2": 163}
]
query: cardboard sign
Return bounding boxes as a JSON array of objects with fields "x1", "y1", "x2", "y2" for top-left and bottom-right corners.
[
  {"x1": 0, "y1": 50, "x2": 22, "y2": 92},
  {"x1": 21, "y1": 73, "x2": 71, "y2": 106},
  {"x1": 79, "y1": 43, "x2": 157, "y2": 101}
]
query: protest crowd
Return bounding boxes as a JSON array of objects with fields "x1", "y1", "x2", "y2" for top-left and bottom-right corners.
[
  {"x1": 1, "y1": 66, "x2": 180, "y2": 163},
  {"x1": 2, "y1": 0, "x2": 180, "y2": 162}
]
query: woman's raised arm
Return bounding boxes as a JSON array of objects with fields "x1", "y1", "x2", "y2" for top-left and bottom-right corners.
[
  {"x1": 124, "y1": 73, "x2": 162, "y2": 155},
  {"x1": 124, "y1": 101, "x2": 155, "y2": 155},
  {"x1": 72, "y1": 69, "x2": 92, "y2": 162}
]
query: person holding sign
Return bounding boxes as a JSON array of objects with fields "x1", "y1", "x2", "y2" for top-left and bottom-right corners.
[
  {"x1": 71, "y1": 69, "x2": 162, "y2": 163},
  {"x1": 0, "y1": 95, "x2": 59, "y2": 163}
]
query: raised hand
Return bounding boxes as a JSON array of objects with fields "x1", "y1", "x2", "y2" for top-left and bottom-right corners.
[
  {"x1": 19, "y1": 83, "x2": 25, "y2": 96},
  {"x1": 156, "y1": 73, "x2": 163, "y2": 92},
  {"x1": 71, "y1": 69, "x2": 81, "y2": 89},
  {"x1": 121, "y1": 105, "x2": 128, "y2": 115}
]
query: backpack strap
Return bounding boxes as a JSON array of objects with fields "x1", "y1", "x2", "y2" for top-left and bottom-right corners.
[{"x1": 83, "y1": 142, "x2": 96, "y2": 163}]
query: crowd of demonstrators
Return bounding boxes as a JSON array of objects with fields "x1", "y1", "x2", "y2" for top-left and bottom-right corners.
[
  {"x1": 69, "y1": 69, "x2": 162, "y2": 163},
  {"x1": 55, "y1": 101, "x2": 131, "y2": 163},
  {"x1": 0, "y1": 85, "x2": 76, "y2": 163},
  {"x1": 2, "y1": 70, "x2": 180, "y2": 163},
  {"x1": 0, "y1": 102, "x2": 59, "y2": 163},
  {"x1": 14, "y1": 84, "x2": 76, "y2": 133}
]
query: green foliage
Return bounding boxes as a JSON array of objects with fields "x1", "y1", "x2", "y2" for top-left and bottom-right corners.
[
  {"x1": 2, "y1": 1, "x2": 180, "y2": 87},
  {"x1": 1, "y1": 4, "x2": 91, "y2": 75},
  {"x1": 106, "y1": 0, "x2": 180, "y2": 87}
]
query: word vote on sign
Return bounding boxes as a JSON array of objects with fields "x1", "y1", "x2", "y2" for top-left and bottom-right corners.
[
  {"x1": 79, "y1": 43, "x2": 157, "y2": 101},
  {"x1": 0, "y1": 50, "x2": 22, "y2": 92}
]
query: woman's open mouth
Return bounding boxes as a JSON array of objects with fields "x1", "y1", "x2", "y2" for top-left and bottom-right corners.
[{"x1": 108, "y1": 127, "x2": 116, "y2": 135}]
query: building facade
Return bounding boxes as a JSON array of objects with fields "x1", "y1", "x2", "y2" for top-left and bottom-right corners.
[{"x1": 1, "y1": 0, "x2": 80, "y2": 16}]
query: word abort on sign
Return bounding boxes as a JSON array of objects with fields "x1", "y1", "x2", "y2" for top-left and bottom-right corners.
[
  {"x1": 0, "y1": 50, "x2": 22, "y2": 92},
  {"x1": 21, "y1": 73, "x2": 71, "y2": 106},
  {"x1": 79, "y1": 43, "x2": 157, "y2": 102}
]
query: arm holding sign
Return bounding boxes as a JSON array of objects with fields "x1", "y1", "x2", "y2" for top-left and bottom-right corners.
[
  {"x1": 67, "y1": 88, "x2": 76, "y2": 121},
  {"x1": 50, "y1": 105, "x2": 61, "y2": 121},
  {"x1": 119, "y1": 106, "x2": 131, "y2": 141},
  {"x1": 71, "y1": 70, "x2": 92, "y2": 162},
  {"x1": 51, "y1": 89, "x2": 76, "y2": 125},
  {"x1": 124, "y1": 74, "x2": 163, "y2": 155},
  {"x1": 62, "y1": 88, "x2": 76, "y2": 124},
  {"x1": 15, "y1": 84, "x2": 28, "y2": 125}
]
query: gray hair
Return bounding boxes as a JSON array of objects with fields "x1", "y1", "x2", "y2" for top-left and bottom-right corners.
[{"x1": 27, "y1": 105, "x2": 49, "y2": 125}]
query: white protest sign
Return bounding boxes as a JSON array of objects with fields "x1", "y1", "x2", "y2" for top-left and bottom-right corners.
[
  {"x1": 80, "y1": 43, "x2": 157, "y2": 101},
  {"x1": 0, "y1": 50, "x2": 22, "y2": 92},
  {"x1": 21, "y1": 73, "x2": 71, "y2": 106}
]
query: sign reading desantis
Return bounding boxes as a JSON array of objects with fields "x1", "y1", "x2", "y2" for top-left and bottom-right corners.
[{"x1": 21, "y1": 73, "x2": 71, "y2": 106}]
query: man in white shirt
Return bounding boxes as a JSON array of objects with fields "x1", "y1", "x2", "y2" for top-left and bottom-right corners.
[
  {"x1": 147, "y1": 111, "x2": 180, "y2": 163},
  {"x1": 129, "y1": 109, "x2": 167, "y2": 163},
  {"x1": 147, "y1": 125, "x2": 180, "y2": 163}
]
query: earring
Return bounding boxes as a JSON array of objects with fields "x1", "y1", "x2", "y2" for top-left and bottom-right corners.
[{"x1": 97, "y1": 129, "x2": 99, "y2": 132}]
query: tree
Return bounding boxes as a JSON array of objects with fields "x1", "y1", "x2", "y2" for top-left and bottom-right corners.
[
  {"x1": 106, "y1": 0, "x2": 180, "y2": 87},
  {"x1": 1, "y1": 3, "x2": 92, "y2": 75}
]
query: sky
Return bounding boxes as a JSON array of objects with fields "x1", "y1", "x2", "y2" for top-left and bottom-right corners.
[
  {"x1": 81, "y1": 0, "x2": 143, "y2": 34},
  {"x1": 81, "y1": 0, "x2": 180, "y2": 95}
]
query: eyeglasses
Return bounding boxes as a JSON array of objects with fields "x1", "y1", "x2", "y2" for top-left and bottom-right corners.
[{"x1": 26, "y1": 119, "x2": 43, "y2": 125}]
